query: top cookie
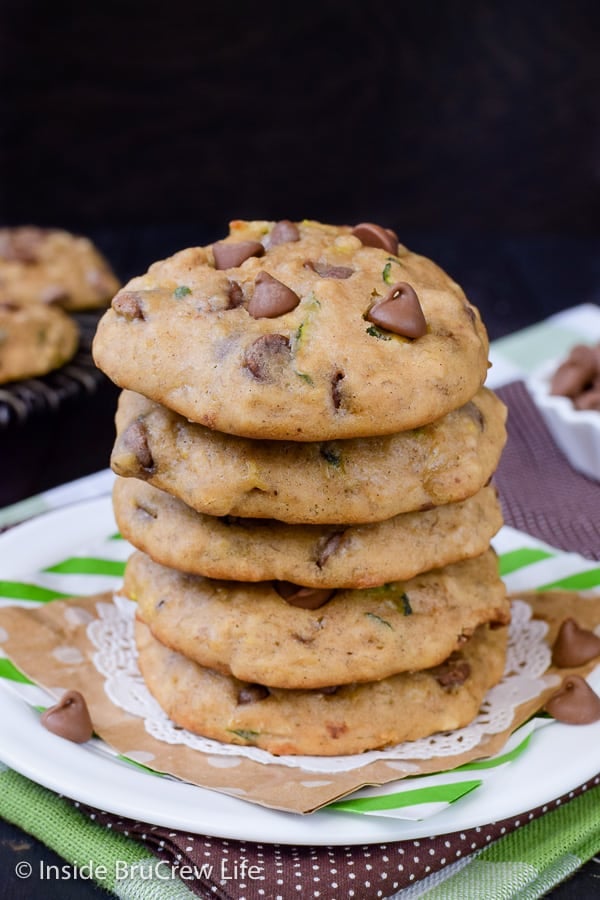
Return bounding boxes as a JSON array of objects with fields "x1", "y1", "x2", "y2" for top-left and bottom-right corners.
[
  {"x1": 93, "y1": 219, "x2": 490, "y2": 440},
  {"x1": 0, "y1": 226, "x2": 120, "y2": 311}
]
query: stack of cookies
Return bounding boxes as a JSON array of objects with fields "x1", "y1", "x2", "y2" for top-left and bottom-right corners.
[{"x1": 93, "y1": 219, "x2": 510, "y2": 756}]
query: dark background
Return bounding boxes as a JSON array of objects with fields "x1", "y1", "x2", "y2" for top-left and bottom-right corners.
[
  {"x1": 1, "y1": 0, "x2": 600, "y2": 498},
  {"x1": 1, "y1": 0, "x2": 599, "y2": 296}
]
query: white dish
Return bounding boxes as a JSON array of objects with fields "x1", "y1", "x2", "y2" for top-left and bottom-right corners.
[
  {"x1": 527, "y1": 357, "x2": 600, "y2": 482},
  {"x1": 1, "y1": 497, "x2": 600, "y2": 845}
]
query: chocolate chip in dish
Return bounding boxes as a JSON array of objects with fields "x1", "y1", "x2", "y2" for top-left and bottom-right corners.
[
  {"x1": 527, "y1": 342, "x2": 600, "y2": 482},
  {"x1": 550, "y1": 343, "x2": 600, "y2": 411}
]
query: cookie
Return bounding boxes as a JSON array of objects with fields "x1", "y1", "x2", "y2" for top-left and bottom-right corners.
[
  {"x1": 93, "y1": 219, "x2": 489, "y2": 439},
  {"x1": 0, "y1": 300, "x2": 79, "y2": 384},
  {"x1": 135, "y1": 619, "x2": 508, "y2": 756},
  {"x1": 112, "y1": 387, "x2": 506, "y2": 523},
  {"x1": 114, "y1": 477, "x2": 503, "y2": 589},
  {"x1": 0, "y1": 226, "x2": 120, "y2": 310},
  {"x1": 126, "y1": 549, "x2": 509, "y2": 689}
]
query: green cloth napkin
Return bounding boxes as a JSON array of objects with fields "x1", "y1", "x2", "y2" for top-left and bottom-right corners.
[{"x1": 1, "y1": 762, "x2": 599, "y2": 899}]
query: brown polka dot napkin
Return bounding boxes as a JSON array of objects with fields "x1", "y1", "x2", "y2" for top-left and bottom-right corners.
[
  {"x1": 494, "y1": 380, "x2": 600, "y2": 560},
  {"x1": 74, "y1": 776, "x2": 599, "y2": 899}
]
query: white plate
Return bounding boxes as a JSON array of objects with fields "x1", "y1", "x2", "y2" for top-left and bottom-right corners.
[{"x1": 1, "y1": 498, "x2": 600, "y2": 845}]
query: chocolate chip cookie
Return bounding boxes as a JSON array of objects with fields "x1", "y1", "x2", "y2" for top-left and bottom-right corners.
[
  {"x1": 112, "y1": 387, "x2": 506, "y2": 523},
  {"x1": 135, "y1": 618, "x2": 508, "y2": 756},
  {"x1": 126, "y1": 548, "x2": 509, "y2": 689},
  {"x1": 114, "y1": 477, "x2": 503, "y2": 588},
  {"x1": 0, "y1": 226, "x2": 120, "y2": 310},
  {"x1": 0, "y1": 300, "x2": 79, "y2": 384},
  {"x1": 93, "y1": 219, "x2": 489, "y2": 440}
]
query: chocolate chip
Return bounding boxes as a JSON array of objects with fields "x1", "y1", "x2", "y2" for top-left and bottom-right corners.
[
  {"x1": 222, "y1": 515, "x2": 274, "y2": 527},
  {"x1": 552, "y1": 618, "x2": 600, "y2": 667},
  {"x1": 331, "y1": 370, "x2": 344, "y2": 409},
  {"x1": 550, "y1": 362, "x2": 593, "y2": 398},
  {"x1": 212, "y1": 240, "x2": 264, "y2": 270},
  {"x1": 274, "y1": 581, "x2": 335, "y2": 609},
  {"x1": 326, "y1": 722, "x2": 348, "y2": 739},
  {"x1": 86, "y1": 267, "x2": 116, "y2": 296},
  {"x1": 269, "y1": 220, "x2": 300, "y2": 246},
  {"x1": 351, "y1": 222, "x2": 399, "y2": 255},
  {"x1": 113, "y1": 290, "x2": 146, "y2": 321},
  {"x1": 122, "y1": 419, "x2": 154, "y2": 471},
  {"x1": 242, "y1": 333, "x2": 291, "y2": 381},
  {"x1": 304, "y1": 260, "x2": 354, "y2": 279},
  {"x1": 0, "y1": 227, "x2": 44, "y2": 263},
  {"x1": 227, "y1": 280, "x2": 245, "y2": 308},
  {"x1": 463, "y1": 302, "x2": 477, "y2": 324},
  {"x1": 40, "y1": 284, "x2": 70, "y2": 305},
  {"x1": 433, "y1": 657, "x2": 471, "y2": 688},
  {"x1": 462, "y1": 400, "x2": 485, "y2": 430},
  {"x1": 318, "y1": 685, "x2": 340, "y2": 695},
  {"x1": 367, "y1": 282, "x2": 427, "y2": 338},
  {"x1": 545, "y1": 675, "x2": 600, "y2": 724},
  {"x1": 0, "y1": 301, "x2": 19, "y2": 312},
  {"x1": 40, "y1": 690, "x2": 93, "y2": 743},
  {"x1": 237, "y1": 683, "x2": 270, "y2": 705},
  {"x1": 248, "y1": 271, "x2": 300, "y2": 319},
  {"x1": 573, "y1": 390, "x2": 600, "y2": 411},
  {"x1": 135, "y1": 501, "x2": 158, "y2": 520},
  {"x1": 316, "y1": 531, "x2": 346, "y2": 568}
]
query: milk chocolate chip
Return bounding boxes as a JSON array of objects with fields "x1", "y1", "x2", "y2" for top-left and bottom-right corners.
[
  {"x1": 248, "y1": 271, "x2": 300, "y2": 318},
  {"x1": 550, "y1": 343, "x2": 600, "y2": 407},
  {"x1": 304, "y1": 260, "x2": 354, "y2": 279},
  {"x1": 0, "y1": 226, "x2": 44, "y2": 263},
  {"x1": 367, "y1": 282, "x2": 427, "y2": 338},
  {"x1": 552, "y1": 618, "x2": 600, "y2": 667},
  {"x1": 40, "y1": 285, "x2": 70, "y2": 305},
  {"x1": 462, "y1": 400, "x2": 485, "y2": 430},
  {"x1": 316, "y1": 531, "x2": 346, "y2": 568},
  {"x1": 41, "y1": 690, "x2": 93, "y2": 743},
  {"x1": 274, "y1": 581, "x2": 335, "y2": 609},
  {"x1": 113, "y1": 290, "x2": 146, "y2": 321},
  {"x1": 122, "y1": 419, "x2": 154, "y2": 471},
  {"x1": 237, "y1": 683, "x2": 270, "y2": 704},
  {"x1": 574, "y1": 390, "x2": 600, "y2": 411},
  {"x1": 269, "y1": 220, "x2": 300, "y2": 246},
  {"x1": 227, "y1": 280, "x2": 245, "y2": 309},
  {"x1": 331, "y1": 370, "x2": 344, "y2": 409},
  {"x1": 433, "y1": 658, "x2": 471, "y2": 689},
  {"x1": 545, "y1": 675, "x2": 600, "y2": 724},
  {"x1": 351, "y1": 222, "x2": 399, "y2": 255},
  {"x1": 212, "y1": 240, "x2": 264, "y2": 270},
  {"x1": 242, "y1": 333, "x2": 291, "y2": 381}
]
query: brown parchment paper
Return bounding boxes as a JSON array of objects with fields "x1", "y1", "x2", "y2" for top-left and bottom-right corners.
[{"x1": 0, "y1": 590, "x2": 598, "y2": 814}]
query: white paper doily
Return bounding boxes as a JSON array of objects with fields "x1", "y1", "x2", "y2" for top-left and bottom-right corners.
[{"x1": 88, "y1": 594, "x2": 558, "y2": 774}]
